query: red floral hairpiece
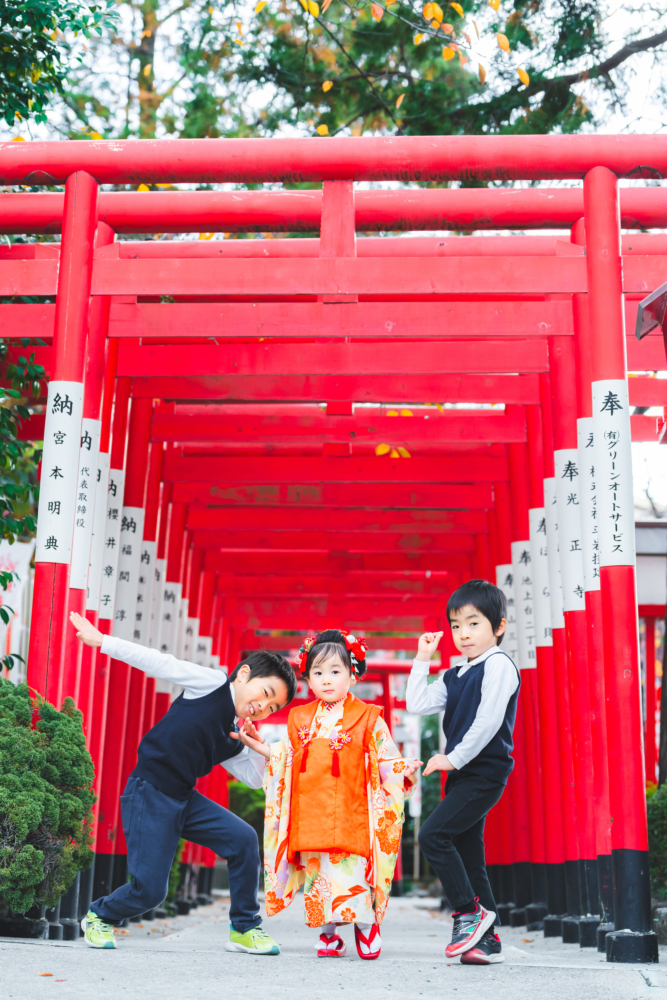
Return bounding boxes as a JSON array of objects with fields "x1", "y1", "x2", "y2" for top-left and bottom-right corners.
[
  {"x1": 298, "y1": 630, "x2": 369, "y2": 675},
  {"x1": 297, "y1": 636, "x2": 316, "y2": 673}
]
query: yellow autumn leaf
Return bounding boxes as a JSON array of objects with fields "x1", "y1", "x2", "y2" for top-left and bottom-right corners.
[
  {"x1": 208, "y1": 5, "x2": 213, "y2": 12},
  {"x1": 442, "y1": 45, "x2": 455, "y2": 60},
  {"x1": 413, "y1": 32, "x2": 424, "y2": 43},
  {"x1": 518, "y1": 67, "x2": 530, "y2": 86},
  {"x1": 198, "y1": 233, "x2": 215, "y2": 240},
  {"x1": 137, "y1": 184, "x2": 150, "y2": 191},
  {"x1": 89, "y1": 131, "x2": 103, "y2": 140},
  {"x1": 397, "y1": 446, "x2": 411, "y2": 458},
  {"x1": 389, "y1": 448, "x2": 401, "y2": 458},
  {"x1": 143, "y1": 63, "x2": 152, "y2": 76},
  {"x1": 458, "y1": 50, "x2": 468, "y2": 65},
  {"x1": 396, "y1": 93, "x2": 405, "y2": 109},
  {"x1": 423, "y1": 1, "x2": 434, "y2": 18},
  {"x1": 255, "y1": 0, "x2": 267, "y2": 9},
  {"x1": 10, "y1": 135, "x2": 25, "y2": 141},
  {"x1": 497, "y1": 32, "x2": 510, "y2": 52},
  {"x1": 233, "y1": 38, "x2": 244, "y2": 45},
  {"x1": 387, "y1": 410, "x2": 399, "y2": 416},
  {"x1": 322, "y1": 80, "x2": 333, "y2": 93},
  {"x1": 375, "y1": 443, "x2": 392, "y2": 456},
  {"x1": 322, "y1": 0, "x2": 333, "y2": 10},
  {"x1": 472, "y1": 18, "x2": 479, "y2": 36},
  {"x1": 299, "y1": 0, "x2": 308, "y2": 9},
  {"x1": 308, "y1": 0, "x2": 319, "y2": 15},
  {"x1": 316, "y1": 123, "x2": 329, "y2": 135},
  {"x1": 450, "y1": 1, "x2": 463, "y2": 15},
  {"x1": 489, "y1": 0, "x2": 500, "y2": 9},
  {"x1": 371, "y1": 2, "x2": 383, "y2": 19},
  {"x1": 400, "y1": 409, "x2": 413, "y2": 416},
  {"x1": 478, "y1": 62, "x2": 486, "y2": 84},
  {"x1": 431, "y1": 19, "x2": 442, "y2": 28},
  {"x1": 432, "y1": 2, "x2": 444, "y2": 19},
  {"x1": 442, "y1": 22, "x2": 453, "y2": 31}
]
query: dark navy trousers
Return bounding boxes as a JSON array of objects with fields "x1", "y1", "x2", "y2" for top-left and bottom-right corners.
[{"x1": 91, "y1": 775, "x2": 262, "y2": 932}]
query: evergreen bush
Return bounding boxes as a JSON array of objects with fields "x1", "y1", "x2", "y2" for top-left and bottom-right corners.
[
  {"x1": 0, "y1": 679, "x2": 95, "y2": 915},
  {"x1": 648, "y1": 782, "x2": 667, "y2": 898}
]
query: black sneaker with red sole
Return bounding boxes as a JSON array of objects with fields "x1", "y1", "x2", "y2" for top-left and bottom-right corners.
[
  {"x1": 445, "y1": 901, "x2": 496, "y2": 958},
  {"x1": 460, "y1": 929, "x2": 504, "y2": 965}
]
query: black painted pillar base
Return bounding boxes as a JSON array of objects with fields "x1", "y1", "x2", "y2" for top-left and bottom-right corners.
[
  {"x1": 545, "y1": 864, "x2": 567, "y2": 917},
  {"x1": 597, "y1": 922, "x2": 614, "y2": 952},
  {"x1": 526, "y1": 902, "x2": 548, "y2": 931},
  {"x1": 606, "y1": 930, "x2": 658, "y2": 963},
  {"x1": 92, "y1": 853, "x2": 114, "y2": 902},
  {"x1": 543, "y1": 914, "x2": 567, "y2": 937},
  {"x1": 500, "y1": 865, "x2": 514, "y2": 905},
  {"x1": 578, "y1": 914, "x2": 600, "y2": 948},
  {"x1": 45, "y1": 900, "x2": 63, "y2": 940},
  {"x1": 562, "y1": 915, "x2": 580, "y2": 943},
  {"x1": 487, "y1": 864, "x2": 501, "y2": 903},
  {"x1": 59, "y1": 873, "x2": 81, "y2": 941},
  {"x1": 512, "y1": 861, "x2": 532, "y2": 909},
  {"x1": 530, "y1": 863, "x2": 547, "y2": 907},
  {"x1": 496, "y1": 902, "x2": 514, "y2": 926},
  {"x1": 79, "y1": 860, "x2": 95, "y2": 927},
  {"x1": 143, "y1": 909, "x2": 156, "y2": 921},
  {"x1": 564, "y1": 860, "x2": 581, "y2": 917},
  {"x1": 578, "y1": 858, "x2": 599, "y2": 916},
  {"x1": 509, "y1": 907, "x2": 526, "y2": 927},
  {"x1": 597, "y1": 854, "x2": 614, "y2": 925}
]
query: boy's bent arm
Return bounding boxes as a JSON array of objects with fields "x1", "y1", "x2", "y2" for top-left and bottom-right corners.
[
  {"x1": 100, "y1": 635, "x2": 226, "y2": 700},
  {"x1": 446, "y1": 653, "x2": 519, "y2": 770},
  {"x1": 222, "y1": 747, "x2": 265, "y2": 790},
  {"x1": 406, "y1": 658, "x2": 448, "y2": 715}
]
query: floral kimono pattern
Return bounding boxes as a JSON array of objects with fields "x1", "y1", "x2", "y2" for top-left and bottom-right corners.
[{"x1": 263, "y1": 697, "x2": 414, "y2": 927}]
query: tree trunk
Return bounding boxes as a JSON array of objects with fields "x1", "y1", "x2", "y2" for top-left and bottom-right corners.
[{"x1": 136, "y1": 0, "x2": 161, "y2": 139}]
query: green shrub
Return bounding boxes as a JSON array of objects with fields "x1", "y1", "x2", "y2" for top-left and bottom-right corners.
[
  {"x1": 648, "y1": 782, "x2": 667, "y2": 897},
  {"x1": 0, "y1": 679, "x2": 95, "y2": 915},
  {"x1": 228, "y1": 781, "x2": 265, "y2": 861}
]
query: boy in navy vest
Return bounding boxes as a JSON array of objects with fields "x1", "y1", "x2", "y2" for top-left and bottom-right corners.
[
  {"x1": 69, "y1": 611, "x2": 297, "y2": 955},
  {"x1": 406, "y1": 579, "x2": 519, "y2": 965}
]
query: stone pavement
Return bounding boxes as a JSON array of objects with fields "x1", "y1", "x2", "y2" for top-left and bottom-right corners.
[{"x1": 2, "y1": 896, "x2": 665, "y2": 1000}]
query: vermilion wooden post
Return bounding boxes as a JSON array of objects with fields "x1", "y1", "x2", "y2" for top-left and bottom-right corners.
[
  {"x1": 526, "y1": 402, "x2": 568, "y2": 924},
  {"x1": 163, "y1": 501, "x2": 188, "y2": 655},
  {"x1": 136, "y1": 440, "x2": 164, "y2": 648},
  {"x1": 28, "y1": 171, "x2": 98, "y2": 706},
  {"x1": 195, "y1": 568, "x2": 216, "y2": 666},
  {"x1": 584, "y1": 165, "x2": 655, "y2": 963},
  {"x1": 539, "y1": 370, "x2": 581, "y2": 935},
  {"x1": 549, "y1": 335, "x2": 598, "y2": 944},
  {"x1": 645, "y1": 617, "x2": 658, "y2": 784}
]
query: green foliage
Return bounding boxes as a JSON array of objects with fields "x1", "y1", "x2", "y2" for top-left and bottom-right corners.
[
  {"x1": 0, "y1": 339, "x2": 44, "y2": 544},
  {"x1": 648, "y1": 782, "x2": 667, "y2": 897},
  {"x1": 164, "y1": 838, "x2": 185, "y2": 910},
  {"x1": 0, "y1": 0, "x2": 119, "y2": 126},
  {"x1": 228, "y1": 780, "x2": 265, "y2": 859},
  {"x1": 0, "y1": 679, "x2": 95, "y2": 915}
]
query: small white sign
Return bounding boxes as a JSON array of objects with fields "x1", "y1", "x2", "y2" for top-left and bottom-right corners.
[
  {"x1": 160, "y1": 580, "x2": 182, "y2": 654},
  {"x1": 69, "y1": 417, "x2": 101, "y2": 590},
  {"x1": 511, "y1": 540, "x2": 536, "y2": 670},
  {"x1": 113, "y1": 506, "x2": 145, "y2": 641},
  {"x1": 577, "y1": 417, "x2": 601, "y2": 593},
  {"x1": 543, "y1": 478, "x2": 565, "y2": 630},
  {"x1": 592, "y1": 379, "x2": 636, "y2": 568},
  {"x1": 35, "y1": 381, "x2": 84, "y2": 564},
  {"x1": 134, "y1": 539, "x2": 157, "y2": 645},
  {"x1": 195, "y1": 634, "x2": 213, "y2": 666},
  {"x1": 529, "y1": 507, "x2": 552, "y2": 648},
  {"x1": 86, "y1": 451, "x2": 109, "y2": 612},
  {"x1": 554, "y1": 449, "x2": 586, "y2": 612},
  {"x1": 495, "y1": 563, "x2": 519, "y2": 664},
  {"x1": 98, "y1": 468, "x2": 125, "y2": 621},
  {"x1": 149, "y1": 557, "x2": 166, "y2": 649},
  {"x1": 176, "y1": 597, "x2": 189, "y2": 659},
  {"x1": 183, "y1": 616, "x2": 199, "y2": 663}
]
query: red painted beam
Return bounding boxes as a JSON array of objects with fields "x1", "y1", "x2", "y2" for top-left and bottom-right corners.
[
  {"x1": 187, "y1": 507, "x2": 486, "y2": 533},
  {"x1": 239, "y1": 631, "x2": 435, "y2": 650},
  {"x1": 116, "y1": 340, "x2": 549, "y2": 377},
  {"x1": 131, "y1": 373, "x2": 541, "y2": 403},
  {"x1": 3, "y1": 135, "x2": 667, "y2": 183},
  {"x1": 216, "y1": 572, "x2": 458, "y2": 595},
  {"x1": 173, "y1": 481, "x2": 493, "y2": 509},
  {"x1": 191, "y1": 529, "x2": 476, "y2": 552},
  {"x1": 164, "y1": 454, "x2": 507, "y2": 484},
  {"x1": 2, "y1": 188, "x2": 667, "y2": 233},
  {"x1": 204, "y1": 550, "x2": 472, "y2": 573},
  {"x1": 228, "y1": 614, "x2": 445, "y2": 631}
]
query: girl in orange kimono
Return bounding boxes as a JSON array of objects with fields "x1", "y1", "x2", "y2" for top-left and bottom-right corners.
[{"x1": 238, "y1": 629, "x2": 421, "y2": 961}]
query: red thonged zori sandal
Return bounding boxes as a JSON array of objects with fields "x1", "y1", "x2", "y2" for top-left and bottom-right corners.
[
  {"x1": 317, "y1": 932, "x2": 347, "y2": 957},
  {"x1": 354, "y1": 923, "x2": 381, "y2": 960}
]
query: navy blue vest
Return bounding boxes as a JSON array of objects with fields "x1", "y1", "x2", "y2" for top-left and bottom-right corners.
[
  {"x1": 442, "y1": 651, "x2": 520, "y2": 785},
  {"x1": 131, "y1": 679, "x2": 243, "y2": 800}
]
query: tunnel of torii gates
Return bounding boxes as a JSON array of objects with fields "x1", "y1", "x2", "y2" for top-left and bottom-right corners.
[{"x1": 3, "y1": 137, "x2": 667, "y2": 962}]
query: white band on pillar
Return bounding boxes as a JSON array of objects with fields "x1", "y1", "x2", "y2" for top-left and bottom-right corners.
[
  {"x1": 160, "y1": 580, "x2": 182, "y2": 654},
  {"x1": 86, "y1": 451, "x2": 109, "y2": 612},
  {"x1": 543, "y1": 478, "x2": 565, "y2": 630},
  {"x1": 511, "y1": 540, "x2": 536, "y2": 669},
  {"x1": 592, "y1": 379, "x2": 636, "y2": 567},
  {"x1": 529, "y1": 507, "x2": 553, "y2": 648},
  {"x1": 35, "y1": 381, "x2": 84, "y2": 564},
  {"x1": 135, "y1": 539, "x2": 157, "y2": 645},
  {"x1": 554, "y1": 449, "x2": 586, "y2": 613},
  {"x1": 70, "y1": 417, "x2": 101, "y2": 589},
  {"x1": 495, "y1": 564, "x2": 519, "y2": 663},
  {"x1": 195, "y1": 634, "x2": 213, "y2": 666},
  {"x1": 183, "y1": 616, "x2": 200, "y2": 662},
  {"x1": 98, "y1": 468, "x2": 125, "y2": 620},
  {"x1": 577, "y1": 417, "x2": 601, "y2": 592},
  {"x1": 176, "y1": 597, "x2": 188, "y2": 659},
  {"x1": 149, "y1": 557, "x2": 166, "y2": 649},
  {"x1": 113, "y1": 506, "x2": 145, "y2": 640}
]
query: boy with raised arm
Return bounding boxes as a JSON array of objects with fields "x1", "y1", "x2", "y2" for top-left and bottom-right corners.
[
  {"x1": 70, "y1": 611, "x2": 297, "y2": 955},
  {"x1": 406, "y1": 579, "x2": 519, "y2": 965}
]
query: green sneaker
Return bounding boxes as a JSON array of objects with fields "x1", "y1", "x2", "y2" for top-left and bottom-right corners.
[
  {"x1": 225, "y1": 926, "x2": 280, "y2": 955},
  {"x1": 81, "y1": 910, "x2": 117, "y2": 949}
]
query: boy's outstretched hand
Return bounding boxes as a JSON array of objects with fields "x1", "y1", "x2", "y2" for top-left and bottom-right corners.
[
  {"x1": 70, "y1": 612, "x2": 103, "y2": 648},
  {"x1": 416, "y1": 631, "x2": 444, "y2": 662},
  {"x1": 230, "y1": 718, "x2": 271, "y2": 759},
  {"x1": 422, "y1": 753, "x2": 456, "y2": 776}
]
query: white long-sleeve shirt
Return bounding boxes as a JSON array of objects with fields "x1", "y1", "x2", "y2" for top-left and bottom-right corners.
[
  {"x1": 101, "y1": 635, "x2": 266, "y2": 789},
  {"x1": 405, "y1": 646, "x2": 519, "y2": 771}
]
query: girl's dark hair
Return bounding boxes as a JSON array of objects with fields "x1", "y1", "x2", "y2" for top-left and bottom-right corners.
[
  {"x1": 228, "y1": 650, "x2": 298, "y2": 703},
  {"x1": 446, "y1": 579, "x2": 507, "y2": 646},
  {"x1": 303, "y1": 629, "x2": 367, "y2": 679}
]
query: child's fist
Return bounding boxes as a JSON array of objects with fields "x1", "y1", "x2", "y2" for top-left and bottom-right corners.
[
  {"x1": 416, "y1": 631, "x2": 443, "y2": 662},
  {"x1": 70, "y1": 612, "x2": 103, "y2": 648}
]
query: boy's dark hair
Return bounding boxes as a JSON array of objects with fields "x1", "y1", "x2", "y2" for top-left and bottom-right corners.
[
  {"x1": 228, "y1": 650, "x2": 298, "y2": 703},
  {"x1": 303, "y1": 628, "x2": 367, "y2": 680},
  {"x1": 446, "y1": 579, "x2": 507, "y2": 646}
]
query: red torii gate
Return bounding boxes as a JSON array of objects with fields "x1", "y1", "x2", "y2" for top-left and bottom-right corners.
[{"x1": 2, "y1": 135, "x2": 666, "y2": 960}]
